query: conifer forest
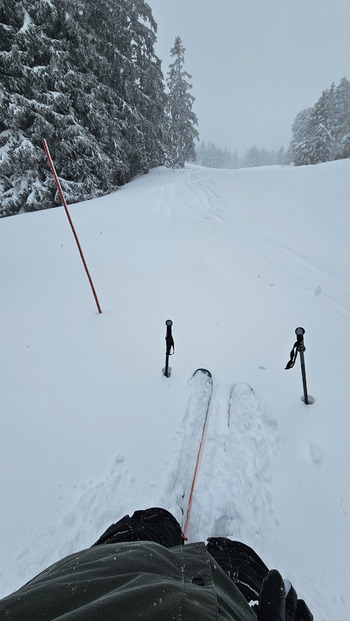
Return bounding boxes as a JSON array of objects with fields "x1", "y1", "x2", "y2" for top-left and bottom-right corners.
[
  {"x1": 0, "y1": 0, "x2": 198, "y2": 216},
  {"x1": 1, "y1": 0, "x2": 350, "y2": 217}
]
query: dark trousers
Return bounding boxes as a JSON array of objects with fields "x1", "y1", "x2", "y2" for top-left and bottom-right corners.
[{"x1": 92, "y1": 507, "x2": 268, "y2": 608}]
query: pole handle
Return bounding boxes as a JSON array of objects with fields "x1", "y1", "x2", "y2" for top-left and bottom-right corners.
[{"x1": 295, "y1": 326, "x2": 306, "y2": 352}]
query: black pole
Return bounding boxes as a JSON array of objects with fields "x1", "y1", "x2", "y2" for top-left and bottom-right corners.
[
  {"x1": 295, "y1": 328, "x2": 308, "y2": 404},
  {"x1": 164, "y1": 320, "x2": 174, "y2": 378},
  {"x1": 295, "y1": 327, "x2": 315, "y2": 405}
]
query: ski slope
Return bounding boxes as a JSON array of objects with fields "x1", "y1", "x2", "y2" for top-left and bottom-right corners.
[{"x1": 1, "y1": 161, "x2": 349, "y2": 620}]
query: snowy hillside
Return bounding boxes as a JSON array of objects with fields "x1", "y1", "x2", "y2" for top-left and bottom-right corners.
[{"x1": 1, "y1": 161, "x2": 349, "y2": 620}]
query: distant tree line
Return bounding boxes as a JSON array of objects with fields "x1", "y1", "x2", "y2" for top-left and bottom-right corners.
[
  {"x1": 288, "y1": 77, "x2": 350, "y2": 166},
  {"x1": 242, "y1": 145, "x2": 287, "y2": 168},
  {"x1": 196, "y1": 142, "x2": 239, "y2": 169},
  {"x1": 198, "y1": 77, "x2": 350, "y2": 171},
  {"x1": 196, "y1": 141, "x2": 286, "y2": 169},
  {"x1": 0, "y1": 0, "x2": 198, "y2": 217}
]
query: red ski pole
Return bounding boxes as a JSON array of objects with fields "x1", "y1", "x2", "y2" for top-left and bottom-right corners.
[{"x1": 42, "y1": 139, "x2": 102, "y2": 314}]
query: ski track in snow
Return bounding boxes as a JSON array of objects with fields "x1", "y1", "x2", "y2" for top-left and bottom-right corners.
[
  {"x1": 150, "y1": 167, "x2": 231, "y2": 225},
  {"x1": 183, "y1": 169, "x2": 231, "y2": 224}
]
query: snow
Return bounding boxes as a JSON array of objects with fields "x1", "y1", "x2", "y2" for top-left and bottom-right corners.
[
  {"x1": 19, "y1": 9, "x2": 32, "y2": 34},
  {"x1": 0, "y1": 161, "x2": 349, "y2": 620}
]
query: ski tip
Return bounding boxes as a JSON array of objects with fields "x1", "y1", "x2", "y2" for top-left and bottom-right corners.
[
  {"x1": 230, "y1": 382, "x2": 253, "y2": 395},
  {"x1": 192, "y1": 368, "x2": 212, "y2": 378}
]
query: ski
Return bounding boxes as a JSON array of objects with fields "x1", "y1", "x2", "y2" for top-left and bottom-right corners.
[
  {"x1": 225, "y1": 382, "x2": 280, "y2": 541},
  {"x1": 181, "y1": 368, "x2": 213, "y2": 540},
  {"x1": 228, "y1": 382, "x2": 254, "y2": 427},
  {"x1": 228, "y1": 382, "x2": 278, "y2": 432}
]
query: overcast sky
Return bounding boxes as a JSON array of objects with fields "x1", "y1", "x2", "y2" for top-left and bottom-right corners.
[{"x1": 148, "y1": 0, "x2": 350, "y2": 155}]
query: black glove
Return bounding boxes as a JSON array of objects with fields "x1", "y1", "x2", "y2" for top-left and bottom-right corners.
[{"x1": 258, "y1": 569, "x2": 313, "y2": 621}]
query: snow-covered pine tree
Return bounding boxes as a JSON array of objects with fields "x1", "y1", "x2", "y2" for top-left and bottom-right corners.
[
  {"x1": 1, "y1": 0, "x2": 62, "y2": 215},
  {"x1": 333, "y1": 77, "x2": 350, "y2": 159},
  {"x1": 223, "y1": 146, "x2": 240, "y2": 169},
  {"x1": 289, "y1": 77, "x2": 350, "y2": 166},
  {"x1": 82, "y1": 0, "x2": 166, "y2": 178},
  {"x1": 288, "y1": 108, "x2": 314, "y2": 166},
  {"x1": 166, "y1": 36, "x2": 198, "y2": 168},
  {"x1": 306, "y1": 85, "x2": 336, "y2": 164},
  {"x1": 197, "y1": 141, "x2": 208, "y2": 167},
  {"x1": 200, "y1": 141, "x2": 217, "y2": 168},
  {"x1": 0, "y1": 0, "x2": 166, "y2": 216},
  {"x1": 0, "y1": 0, "x2": 121, "y2": 215},
  {"x1": 243, "y1": 145, "x2": 260, "y2": 168},
  {"x1": 277, "y1": 146, "x2": 286, "y2": 165},
  {"x1": 122, "y1": 0, "x2": 167, "y2": 176}
]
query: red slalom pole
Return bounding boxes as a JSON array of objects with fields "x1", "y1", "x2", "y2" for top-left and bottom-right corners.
[{"x1": 42, "y1": 139, "x2": 102, "y2": 314}]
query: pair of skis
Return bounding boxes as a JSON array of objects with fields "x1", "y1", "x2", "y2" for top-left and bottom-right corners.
[{"x1": 181, "y1": 368, "x2": 254, "y2": 540}]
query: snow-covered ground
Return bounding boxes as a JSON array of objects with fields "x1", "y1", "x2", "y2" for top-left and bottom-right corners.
[{"x1": 1, "y1": 161, "x2": 349, "y2": 620}]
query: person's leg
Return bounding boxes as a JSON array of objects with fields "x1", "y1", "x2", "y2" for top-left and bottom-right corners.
[
  {"x1": 207, "y1": 537, "x2": 268, "y2": 604},
  {"x1": 207, "y1": 538, "x2": 314, "y2": 621},
  {"x1": 92, "y1": 507, "x2": 184, "y2": 548}
]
